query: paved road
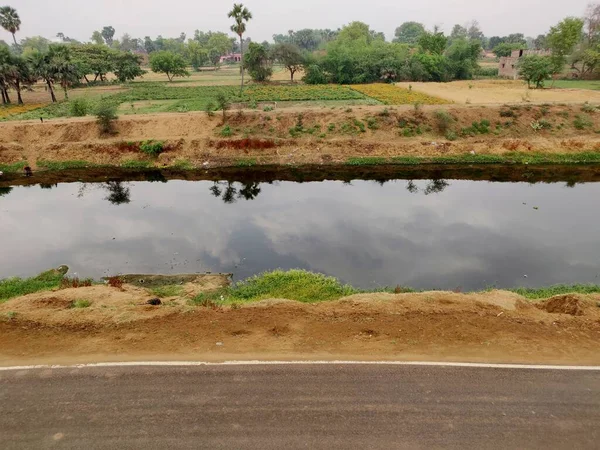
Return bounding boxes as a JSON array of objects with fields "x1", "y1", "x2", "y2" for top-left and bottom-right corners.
[{"x1": 1, "y1": 364, "x2": 599, "y2": 449}]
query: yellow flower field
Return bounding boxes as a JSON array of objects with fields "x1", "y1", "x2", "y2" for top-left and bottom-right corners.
[
  {"x1": 350, "y1": 84, "x2": 451, "y2": 105},
  {"x1": 0, "y1": 103, "x2": 46, "y2": 119}
]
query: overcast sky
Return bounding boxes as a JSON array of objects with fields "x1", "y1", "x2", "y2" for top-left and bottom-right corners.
[{"x1": 3, "y1": 0, "x2": 592, "y2": 44}]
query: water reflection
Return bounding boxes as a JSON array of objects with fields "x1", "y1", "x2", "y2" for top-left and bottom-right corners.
[
  {"x1": 210, "y1": 181, "x2": 263, "y2": 203},
  {"x1": 0, "y1": 187, "x2": 12, "y2": 197},
  {"x1": 2, "y1": 178, "x2": 600, "y2": 291}
]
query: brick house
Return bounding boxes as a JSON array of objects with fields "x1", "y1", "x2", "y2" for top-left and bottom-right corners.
[
  {"x1": 499, "y1": 49, "x2": 550, "y2": 79},
  {"x1": 220, "y1": 53, "x2": 242, "y2": 64}
]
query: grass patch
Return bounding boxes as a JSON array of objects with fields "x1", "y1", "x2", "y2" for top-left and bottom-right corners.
[
  {"x1": 121, "y1": 160, "x2": 152, "y2": 169},
  {"x1": 37, "y1": 160, "x2": 101, "y2": 170},
  {"x1": 139, "y1": 140, "x2": 165, "y2": 156},
  {"x1": 0, "y1": 161, "x2": 27, "y2": 173},
  {"x1": 0, "y1": 269, "x2": 65, "y2": 302},
  {"x1": 71, "y1": 299, "x2": 91, "y2": 308},
  {"x1": 151, "y1": 285, "x2": 185, "y2": 298},
  {"x1": 170, "y1": 159, "x2": 194, "y2": 169},
  {"x1": 510, "y1": 284, "x2": 600, "y2": 300},
  {"x1": 346, "y1": 157, "x2": 387, "y2": 166},
  {"x1": 191, "y1": 270, "x2": 359, "y2": 306},
  {"x1": 236, "y1": 158, "x2": 257, "y2": 167}
]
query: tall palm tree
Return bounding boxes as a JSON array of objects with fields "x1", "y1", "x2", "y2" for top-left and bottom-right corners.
[
  {"x1": 0, "y1": 6, "x2": 20, "y2": 46},
  {"x1": 228, "y1": 3, "x2": 252, "y2": 94},
  {"x1": 27, "y1": 50, "x2": 57, "y2": 102}
]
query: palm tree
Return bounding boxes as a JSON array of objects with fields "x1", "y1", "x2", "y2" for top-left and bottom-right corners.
[
  {"x1": 48, "y1": 44, "x2": 79, "y2": 100},
  {"x1": 0, "y1": 6, "x2": 20, "y2": 46},
  {"x1": 228, "y1": 3, "x2": 252, "y2": 94},
  {"x1": 27, "y1": 50, "x2": 57, "y2": 102}
]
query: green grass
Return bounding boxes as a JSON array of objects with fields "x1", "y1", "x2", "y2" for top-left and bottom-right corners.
[
  {"x1": 0, "y1": 269, "x2": 65, "y2": 302},
  {"x1": 191, "y1": 270, "x2": 359, "y2": 306},
  {"x1": 37, "y1": 160, "x2": 102, "y2": 170},
  {"x1": 0, "y1": 161, "x2": 27, "y2": 173},
  {"x1": 510, "y1": 284, "x2": 600, "y2": 300},
  {"x1": 235, "y1": 158, "x2": 257, "y2": 167},
  {"x1": 170, "y1": 159, "x2": 194, "y2": 170},
  {"x1": 346, "y1": 157, "x2": 387, "y2": 166},
  {"x1": 151, "y1": 285, "x2": 185, "y2": 298},
  {"x1": 552, "y1": 80, "x2": 600, "y2": 90},
  {"x1": 72, "y1": 299, "x2": 91, "y2": 308},
  {"x1": 121, "y1": 160, "x2": 153, "y2": 169}
]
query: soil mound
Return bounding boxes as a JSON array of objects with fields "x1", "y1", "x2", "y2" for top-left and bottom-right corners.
[{"x1": 537, "y1": 295, "x2": 586, "y2": 316}]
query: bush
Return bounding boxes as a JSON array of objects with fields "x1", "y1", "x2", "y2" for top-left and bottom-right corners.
[
  {"x1": 434, "y1": 110, "x2": 454, "y2": 134},
  {"x1": 220, "y1": 125, "x2": 233, "y2": 137},
  {"x1": 445, "y1": 130, "x2": 458, "y2": 141},
  {"x1": 95, "y1": 102, "x2": 118, "y2": 134},
  {"x1": 574, "y1": 115, "x2": 593, "y2": 130},
  {"x1": 140, "y1": 140, "x2": 165, "y2": 156},
  {"x1": 303, "y1": 64, "x2": 329, "y2": 84},
  {"x1": 69, "y1": 98, "x2": 89, "y2": 117}
]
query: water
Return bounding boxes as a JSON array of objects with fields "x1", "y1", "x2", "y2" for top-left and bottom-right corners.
[{"x1": 1, "y1": 177, "x2": 599, "y2": 290}]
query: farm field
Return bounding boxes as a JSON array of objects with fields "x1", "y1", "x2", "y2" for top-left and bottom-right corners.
[
  {"x1": 396, "y1": 80, "x2": 600, "y2": 104},
  {"x1": 552, "y1": 79, "x2": 600, "y2": 90}
]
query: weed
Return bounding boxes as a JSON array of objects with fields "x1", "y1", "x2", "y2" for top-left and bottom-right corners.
[
  {"x1": 72, "y1": 299, "x2": 91, "y2": 309},
  {"x1": 107, "y1": 276, "x2": 123, "y2": 289},
  {"x1": 5, "y1": 311, "x2": 16, "y2": 320},
  {"x1": 346, "y1": 157, "x2": 386, "y2": 166},
  {"x1": 434, "y1": 110, "x2": 454, "y2": 134},
  {"x1": 379, "y1": 108, "x2": 390, "y2": 117},
  {"x1": 511, "y1": 284, "x2": 600, "y2": 299},
  {"x1": 95, "y1": 101, "x2": 118, "y2": 134},
  {"x1": 37, "y1": 160, "x2": 97, "y2": 170},
  {"x1": 205, "y1": 101, "x2": 216, "y2": 117},
  {"x1": 220, "y1": 125, "x2": 233, "y2": 137},
  {"x1": 581, "y1": 102, "x2": 598, "y2": 113},
  {"x1": 353, "y1": 119, "x2": 366, "y2": 133},
  {"x1": 327, "y1": 123, "x2": 336, "y2": 132},
  {"x1": 500, "y1": 109, "x2": 516, "y2": 118},
  {"x1": 263, "y1": 106, "x2": 274, "y2": 112},
  {"x1": 248, "y1": 98, "x2": 258, "y2": 109},
  {"x1": 445, "y1": 130, "x2": 458, "y2": 141},
  {"x1": 60, "y1": 277, "x2": 93, "y2": 289},
  {"x1": 574, "y1": 115, "x2": 593, "y2": 130},
  {"x1": 366, "y1": 117, "x2": 379, "y2": 130},
  {"x1": 151, "y1": 285, "x2": 184, "y2": 298},
  {"x1": 170, "y1": 159, "x2": 193, "y2": 169},
  {"x1": 140, "y1": 140, "x2": 165, "y2": 156},
  {"x1": 236, "y1": 158, "x2": 257, "y2": 167},
  {"x1": 345, "y1": 108, "x2": 353, "y2": 113},
  {"x1": 539, "y1": 105, "x2": 550, "y2": 116},
  {"x1": 69, "y1": 98, "x2": 89, "y2": 117},
  {"x1": 413, "y1": 102, "x2": 422, "y2": 112},
  {"x1": 0, "y1": 268, "x2": 66, "y2": 302},
  {"x1": 558, "y1": 111, "x2": 570, "y2": 118}
]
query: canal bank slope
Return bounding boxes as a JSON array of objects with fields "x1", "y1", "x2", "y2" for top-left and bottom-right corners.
[
  {"x1": 2, "y1": 104, "x2": 600, "y2": 171},
  {"x1": 1, "y1": 283, "x2": 599, "y2": 366}
]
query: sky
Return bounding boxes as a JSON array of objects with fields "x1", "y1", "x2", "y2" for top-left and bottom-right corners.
[{"x1": 2, "y1": 0, "x2": 592, "y2": 44}]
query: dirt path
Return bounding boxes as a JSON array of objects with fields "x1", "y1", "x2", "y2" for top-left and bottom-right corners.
[{"x1": 1, "y1": 286, "x2": 599, "y2": 366}]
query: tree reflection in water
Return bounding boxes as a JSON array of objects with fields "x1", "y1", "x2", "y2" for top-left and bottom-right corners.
[
  {"x1": 104, "y1": 181, "x2": 131, "y2": 205},
  {"x1": 210, "y1": 181, "x2": 262, "y2": 203},
  {"x1": 405, "y1": 179, "x2": 450, "y2": 195}
]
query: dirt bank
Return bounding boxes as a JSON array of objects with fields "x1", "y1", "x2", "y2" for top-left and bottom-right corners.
[
  {"x1": 1, "y1": 104, "x2": 600, "y2": 170},
  {"x1": 1, "y1": 285, "x2": 600, "y2": 366}
]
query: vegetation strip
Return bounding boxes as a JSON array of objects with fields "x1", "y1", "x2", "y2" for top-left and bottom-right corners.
[{"x1": 3, "y1": 268, "x2": 600, "y2": 304}]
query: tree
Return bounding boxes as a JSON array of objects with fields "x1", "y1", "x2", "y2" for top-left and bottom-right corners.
[
  {"x1": 272, "y1": 43, "x2": 304, "y2": 81},
  {"x1": 149, "y1": 50, "x2": 189, "y2": 81},
  {"x1": 0, "y1": 45, "x2": 14, "y2": 103},
  {"x1": 208, "y1": 48, "x2": 222, "y2": 69},
  {"x1": 419, "y1": 30, "x2": 448, "y2": 55},
  {"x1": 244, "y1": 42, "x2": 272, "y2": 81},
  {"x1": 228, "y1": 3, "x2": 252, "y2": 94},
  {"x1": 450, "y1": 25, "x2": 468, "y2": 41},
  {"x1": 393, "y1": 22, "x2": 425, "y2": 45},
  {"x1": 207, "y1": 32, "x2": 234, "y2": 56},
  {"x1": 585, "y1": 3, "x2": 600, "y2": 44},
  {"x1": 113, "y1": 52, "x2": 145, "y2": 82},
  {"x1": 547, "y1": 17, "x2": 584, "y2": 75},
  {"x1": 493, "y1": 42, "x2": 526, "y2": 57},
  {"x1": 0, "y1": 6, "x2": 20, "y2": 46},
  {"x1": 8, "y1": 54, "x2": 34, "y2": 104},
  {"x1": 71, "y1": 44, "x2": 115, "y2": 82},
  {"x1": 101, "y1": 26, "x2": 115, "y2": 46},
  {"x1": 446, "y1": 38, "x2": 481, "y2": 79},
  {"x1": 186, "y1": 41, "x2": 207, "y2": 71},
  {"x1": 215, "y1": 92, "x2": 230, "y2": 122},
  {"x1": 518, "y1": 55, "x2": 553, "y2": 88},
  {"x1": 533, "y1": 34, "x2": 547, "y2": 50},
  {"x1": 91, "y1": 31, "x2": 104, "y2": 45},
  {"x1": 27, "y1": 50, "x2": 57, "y2": 102},
  {"x1": 20, "y1": 36, "x2": 50, "y2": 54},
  {"x1": 467, "y1": 21, "x2": 484, "y2": 41},
  {"x1": 118, "y1": 34, "x2": 140, "y2": 52},
  {"x1": 48, "y1": 44, "x2": 79, "y2": 100}
]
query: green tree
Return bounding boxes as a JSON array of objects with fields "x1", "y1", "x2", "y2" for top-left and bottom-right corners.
[
  {"x1": 450, "y1": 24, "x2": 468, "y2": 41},
  {"x1": 113, "y1": 52, "x2": 145, "y2": 82},
  {"x1": 101, "y1": 26, "x2": 115, "y2": 46},
  {"x1": 48, "y1": 44, "x2": 80, "y2": 100},
  {"x1": 149, "y1": 50, "x2": 189, "y2": 81},
  {"x1": 215, "y1": 92, "x2": 230, "y2": 122},
  {"x1": 20, "y1": 36, "x2": 50, "y2": 54},
  {"x1": 186, "y1": 40, "x2": 207, "y2": 71},
  {"x1": 91, "y1": 31, "x2": 104, "y2": 45},
  {"x1": 0, "y1": 45, "x2": 14, "y2": 103},
  {"x1": 517, "y1": 55, "x2": 553, "y2": 88},
  {"x1": 533, "y1": 34, "x2": 547, "y2": 49},
  {"x1": 244, "y1": 42, "x2": 272, "y2": 81},
  {"x1": 228, "y1": 3, "x2": 253, "y2": 94},
  {"x1": 419, "y1": 30, "x2": 448, "y2": 55},
  {"x1": 493, "y1": 42, "x2": 526, "y2": 57},
  {"x1": 272, "y1": 43, "x2": 304, "y2": 81},
  {"x1": 547, "y1": 17, "x2": 584, "y2": 75},
  {"x1": 446, "y1": 38, "x2": 481, "y2": 79},
  {"x1": 0, "y1": 6, "x2": 20, "y2": 46},
  {"x1": 8, "y1": 54, "x2": 34, "y2": 104},
  {"x1": 207, "y1": 32, "x2": 234, "y2": 56},
  {"x1": 27, "y1": 50, "x2": 57, "y2": 102},
  {"x1": 467, "y1": 21, "x2": 485, "y2": 41},
  {"x1": 208, "y1": 48, "x2": 222, "y2": 69},
  {"x1": 393, "y1": 22, "x2": 425, "y2": 45},
  {"x1": 71, "y1": 44, "x2": 115, "y2": 82}
]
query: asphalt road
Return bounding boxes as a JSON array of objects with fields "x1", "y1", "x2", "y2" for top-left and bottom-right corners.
[{"x1": 1, "y1": 363, "x2": 599, "y2": 449}]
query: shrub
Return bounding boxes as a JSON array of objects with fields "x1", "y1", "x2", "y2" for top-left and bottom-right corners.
[
  {"x1": 434, "y1": 110, "x2": 454, "y2": 134},
  {"x1": 72, "y1": 299, "x2": 91, "y2": 309},
  {"x1": 140, "y1": 140, "x2": 165, "y2": 156},
  {"x1": 581, "y1": 102, "x2": 598, "y2": 113},
  {"x1": 445, "y1": 130, "x2": 458, "y2": 141},
  {"x1": 574, "y1": 115, "x2": 593, "y2": 130},
  {"x1": 69, "y1": 98, "x2": 89, "y2": 117},
  {"x1": 220, "y1": 125, "x2": 233, "y2": 137},
  {"x1": 95, "y1": 102, "x2": 118, "y2": 134},
  {"x1": 205, "y1": 101, "x2": 216, "y2": 117},
  {"x1": 215, "y1": 93, "x2": 231, "y2": 122}
]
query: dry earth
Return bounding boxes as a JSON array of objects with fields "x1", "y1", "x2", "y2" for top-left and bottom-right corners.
[
  {"x1": 1, "y1": 284, "x2": 599, "y2": 366},
  {"x1": 1, "y1": 104, "x2": 600, "y2": 170},
  {"x1": 397, "y1": 80, "x2": 600, "y2": 104}
]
